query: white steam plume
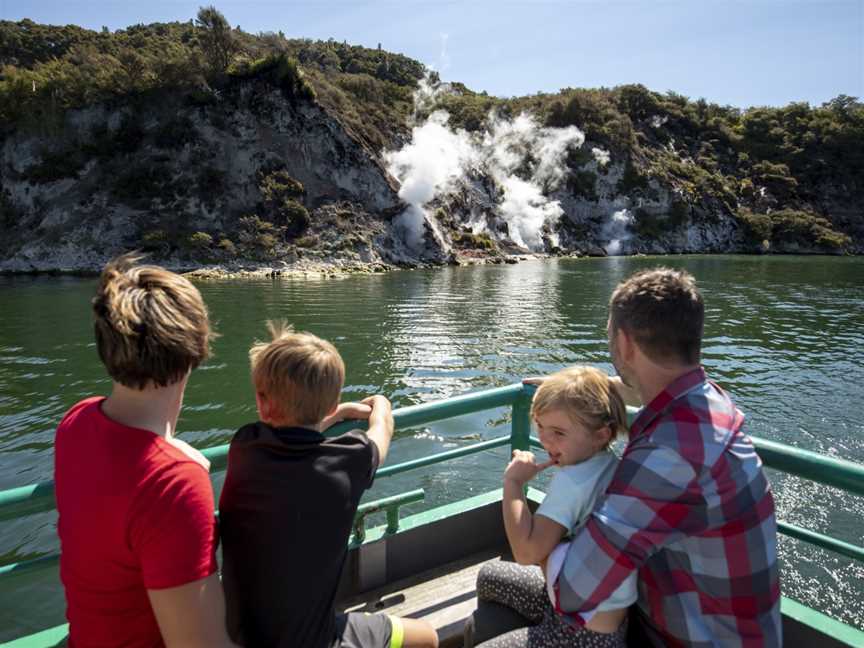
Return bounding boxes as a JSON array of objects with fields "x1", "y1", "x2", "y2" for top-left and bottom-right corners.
[
  {"x1": 603, "y1": 209, "x2": 633, "y2": 256},
  {"x1": 384, "y1": 110, "x2": 476, "y2": 247},
  {"x1": 384, "y1": 79, "x2": 585, "y2": 252}
]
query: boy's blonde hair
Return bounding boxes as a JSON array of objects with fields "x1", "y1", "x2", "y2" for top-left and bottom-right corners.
[
  {"x1": 92, "y1": 252, "x2": 212, "y2": 390},
  {"x1": 249, "y1": 321, "x2": 345, "y2": 426},
  {"x1": 531, "y1": 366, "x2": 628, "y2": 449}
]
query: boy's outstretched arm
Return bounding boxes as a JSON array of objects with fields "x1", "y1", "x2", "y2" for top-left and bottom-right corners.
[
  {"x1": 362, "y1": 395, "x2": 394, "y2": 463},
  {"x1": 502, "y1": 450, "x2": 565, "y2": 566}
]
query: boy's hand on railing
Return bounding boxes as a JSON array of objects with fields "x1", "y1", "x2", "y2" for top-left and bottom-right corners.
[
  {"x1": 522, "y1": 376, "x2": 548, "y2": 386},
  {"x1": 363, "y1": 395, "x2": 394, "y2": 463},
  {"x1": 504, "y1": 450, "x2": 554, "y2": 486},
  {"x1": 319, "y1": 401, "x2": 373, "y2": 431},
  {"x1": 363, "y1": 395, "x2": 393, "y2": 426}
]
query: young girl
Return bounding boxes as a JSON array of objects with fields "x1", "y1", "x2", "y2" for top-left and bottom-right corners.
[{"x1": 474, "y1": 366, "x2": 635, "y2": 648}]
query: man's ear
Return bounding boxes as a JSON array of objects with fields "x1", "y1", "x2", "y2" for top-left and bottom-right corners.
[{"x1": 616, "y1": 327, "x2": 637, "y2": 363}]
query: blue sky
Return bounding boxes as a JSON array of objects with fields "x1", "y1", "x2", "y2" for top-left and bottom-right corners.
[{"x1": 3, "y1": 1, "x2": 862, "y2": 108}]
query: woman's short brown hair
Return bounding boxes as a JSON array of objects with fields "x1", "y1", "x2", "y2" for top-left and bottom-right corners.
[
  {"x1": 531, "y1": 366, "x2": 628, "y2": 449},
  {"x1": 609, "y1": 267, "x2": 704, "y2": 366},
  {"x1": 92, "y1": 253, "x2": 213, "y2": 390},
  {"x1": 249, "y1": 322, "x2": 345, "y2": 426}
]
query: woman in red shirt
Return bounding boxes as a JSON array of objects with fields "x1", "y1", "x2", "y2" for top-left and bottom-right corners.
[{"x1": 54, "y1": 253, "x2": 236, "y2": 648}]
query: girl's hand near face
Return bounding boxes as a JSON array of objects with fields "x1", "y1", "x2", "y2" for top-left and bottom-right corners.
[{"x1": 504, "y1": 450, "x2": 555, "y2": 487}]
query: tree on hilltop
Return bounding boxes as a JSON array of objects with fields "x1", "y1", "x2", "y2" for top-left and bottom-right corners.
[{"x1": 196, "y1": 6, "x2": 237, "y2": 73}]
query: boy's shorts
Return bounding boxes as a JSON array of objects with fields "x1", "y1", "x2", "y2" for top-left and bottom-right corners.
[{"x1": 335, "y1": 611, "x2": 404, "y2": 648}]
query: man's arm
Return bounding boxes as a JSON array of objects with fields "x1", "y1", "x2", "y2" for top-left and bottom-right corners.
[
  {"x1": 553, "y1": 442, "x2": 699, "y2": 622},
  {"x1": 148, "y1": 573, "x2": 239, "y2": 648},
  {"x1": 363, "y1": 395, "x2": 394, "y2": 463}
]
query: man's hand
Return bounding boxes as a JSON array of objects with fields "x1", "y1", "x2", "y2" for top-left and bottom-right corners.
[{"x1": 504, "y1": 450, "x2": 554, "y2": 487}]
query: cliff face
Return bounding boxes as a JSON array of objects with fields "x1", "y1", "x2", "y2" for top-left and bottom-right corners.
[
  {"x1": 0, "y1": 82, "x2": 406, "y2": 272},
  {"x1": 0, "y1": 78, "x2": 859, "y2": 274}
]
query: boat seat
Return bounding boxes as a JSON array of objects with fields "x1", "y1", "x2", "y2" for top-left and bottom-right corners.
[{"x1": 339, "y1": 550, "x2": 504, "y2": 647}]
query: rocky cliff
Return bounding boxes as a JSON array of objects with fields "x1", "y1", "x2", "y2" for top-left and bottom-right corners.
[{"x1": 1, "y1": 19, "x2": 860, "y2": 273}]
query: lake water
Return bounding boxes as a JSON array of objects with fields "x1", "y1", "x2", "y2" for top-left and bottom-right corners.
[{"x1": 1, "y1": 255, "x2": 862, "y2": 639}]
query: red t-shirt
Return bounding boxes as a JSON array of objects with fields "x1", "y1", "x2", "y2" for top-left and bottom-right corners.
[{"x1": 54, "y1": 397, "x2": 218, "y2": 648}]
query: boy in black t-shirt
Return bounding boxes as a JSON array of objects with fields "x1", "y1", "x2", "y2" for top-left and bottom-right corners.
[{"x1": 219, "y1": 322, "x2": 438, "y2": 648}]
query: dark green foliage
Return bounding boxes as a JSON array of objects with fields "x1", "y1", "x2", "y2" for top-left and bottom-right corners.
[
  {"x1": 236, "y1": 215, "x2": 282, "y2": 256},
  {"x1": 230, "y1": 53, "x2": 315, "y2": 103},
  {"x1": 113, "y1": 116, "x2": 147, "y2": 153},
  {"x1": 196, "y1": 166, "x2": 225, "y2": 200},
  {"x1": 256, "y1": 168, "x2": 308, "y2": 237},
  {"x1": 140, "y1": 229, "x2": 169, "y2": 254},
  {"x1": 618, "y1": 157, "x2": 649, "y2": 194},
  {"x1": 23, "y1": 148, "x2": 86, "y2": 183},
  {"x1": 258, "y1": 168, "x2": 304, "y2": 202},
  {"x1": 453, "y1": 231, "x2": 496, "y2": 251},
  {"x1": 736, "y1": 209, "x2": 773, "y2": 244},
  {"x1": 0, "y1": 21, "x2": 206, "y2": 128},
  {"x1": 111, "y1": 159, "x2": 176, "y2": 207},
  {"x1": 568, "y1": 170, "x2": 598, "y2": 200},
  {"x1": 294, "y1": 234, "x2": 318, "y2": 248},
  {"x1": 632, "y1": 208, "x2": 682, "y2": 239},
  {"x1": 770, "y1": 209, "x2": 850, "y2": 250},
  {"x1": 750, "y1": 160, "x2": 798, "y2": 200},
  {"x1": 195, "y1": 6, "x2": 237, "y2": 74},
  {"x1": 736, "y1": 208, "x2": 850, "y2": 250},
  {"x1": 188, "y1": 231, "x2": 213, "y2": 249},
  {"x1": 153, "y1": 115, "x2": 199, "y2": 149},
  {"x1": 217, "y1": 237, "x2": 237, "y2": 256}
]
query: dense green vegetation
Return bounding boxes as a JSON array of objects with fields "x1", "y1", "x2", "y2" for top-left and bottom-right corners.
[
  {"x1": 0, "y1": 9, "x2": 423, "y2": 150},
  {"x1": 1, "y1": 9, "x2": 861, "y2": 255}
]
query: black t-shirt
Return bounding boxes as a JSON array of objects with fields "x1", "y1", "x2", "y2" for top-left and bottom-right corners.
[{"x1": 219, "y1": 422, "x2": 380, "y2": 648}]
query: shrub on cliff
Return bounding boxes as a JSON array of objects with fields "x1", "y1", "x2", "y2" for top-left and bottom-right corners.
[
  {"x1": 737, "y1": 208, "x2": 850, "y2": 251},
  {"x1": 257, "y1": 169, "x2": 309, "y2": 237},
  {"x1": 736, "y1": 209, "x2": 773, "y2": 245},
  {"x1": 231, "y1": 53, "x2": 316, "y2": 103}
]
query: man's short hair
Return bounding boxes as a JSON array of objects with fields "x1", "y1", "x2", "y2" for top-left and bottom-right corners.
[
  {"x1": 92, "y1": 253, "x2": 212, "y2": 390},
  {"x1": 531, "y1": 366, "x2": 628, "y2": 449},
  {"x1": 249, "y1": 322, "x2": 345, "y2": 426},
  {"x1": 609, "y1": 268, "x2": 704, "y2": 366}
]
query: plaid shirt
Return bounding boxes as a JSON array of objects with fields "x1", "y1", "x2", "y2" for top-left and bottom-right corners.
[{"x1": 552, "y1": 367, "x2": 781, "y2": 647}]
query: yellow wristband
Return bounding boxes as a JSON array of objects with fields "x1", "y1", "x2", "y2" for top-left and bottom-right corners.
[{"x1": 388, "y1": 615, "x2": 404, "y2": 648}]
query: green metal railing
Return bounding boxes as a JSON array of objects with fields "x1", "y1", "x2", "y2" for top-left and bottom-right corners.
[{"x1": 1, "y1": 382, "x2": 863, "y2": 640}]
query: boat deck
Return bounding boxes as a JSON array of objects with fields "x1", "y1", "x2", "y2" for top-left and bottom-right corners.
[{"x1": 339, "y1": 549, "x2": 505, "y2": 647}]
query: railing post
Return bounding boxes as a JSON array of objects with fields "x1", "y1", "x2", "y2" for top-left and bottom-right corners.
[{"x1": 510, "y1": 385, "x2": 534, "y2": 454}]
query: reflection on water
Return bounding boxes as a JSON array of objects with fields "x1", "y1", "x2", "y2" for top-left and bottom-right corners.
[{"x1": 0, "y1": 255, "x2": 863, "y2": 637}]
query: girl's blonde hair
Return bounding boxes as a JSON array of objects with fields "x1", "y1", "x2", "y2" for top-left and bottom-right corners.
[
  {"x1": 531, "y1": 366, "x2": 628, "y2": 449},
  {"x1": 249, "y1": 321, "x2": 345, "y2": 426}
]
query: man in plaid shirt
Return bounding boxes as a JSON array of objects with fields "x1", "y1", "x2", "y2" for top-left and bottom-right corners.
[{"x1": 548, "y1": 268, "x2": 781, "y2": 647}]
